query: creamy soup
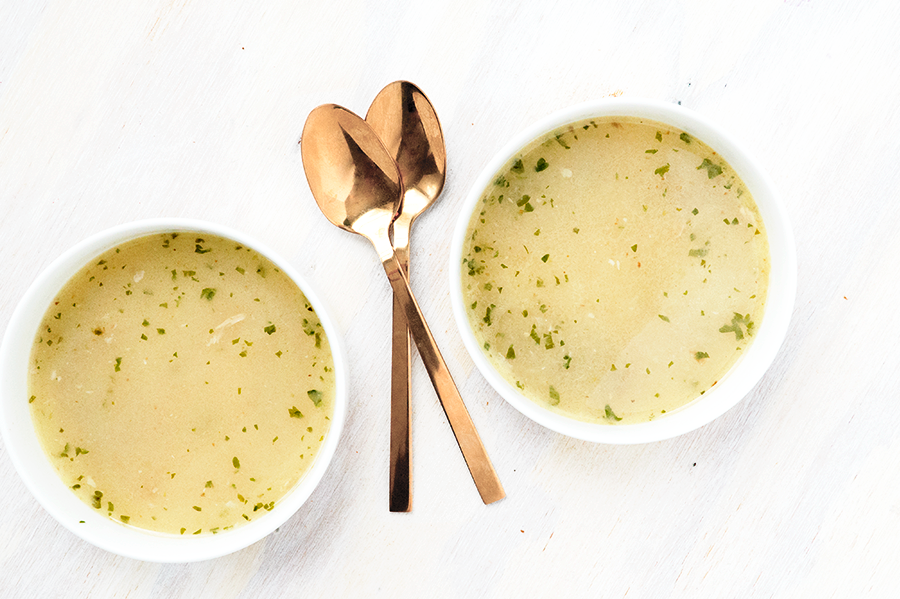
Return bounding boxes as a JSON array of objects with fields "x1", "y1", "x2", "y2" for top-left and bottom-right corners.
[
  {"x1": 461, "y1": 117, "x2": 769, "y2": 424},
  {"x1": 29, "y1": 232, "x2": 335, "y2": 534}
]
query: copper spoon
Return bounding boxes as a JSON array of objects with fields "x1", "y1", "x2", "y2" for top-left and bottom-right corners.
[
  {"x1": 301, "y1": 104, "x2": 505, "y2": 505},
  {"x1": 366, "y1": 81, "x2": 446, "y2": 512}
]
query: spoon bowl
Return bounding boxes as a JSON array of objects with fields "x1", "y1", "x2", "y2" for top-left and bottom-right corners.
[
  {"x1": 301, "y1": 104, "x2": 401, "y2": 237},
  {"x1": 366, "y1": 81, "x2": 446, "y2": 218}
]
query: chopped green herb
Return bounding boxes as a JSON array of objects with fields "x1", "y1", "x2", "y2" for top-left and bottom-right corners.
[
  {"x1": 506, "y1": 345, "x2": 516, "y2": 359},
  {"x1": 157, "y1": 328, "x2": 165, "y2": 335},
  {"x1": 232, "y1": 456, "x2": 240, "y2": 469},
  {"x1": 695, "y1": 351, "x2": 709, "y2": 360},
  {"x1": 697, "y1": 158, "x2": 723, "y2": 179},
  {"x1": 719, "y1": 312, "x2": 752, "y2": 340},
  {"x1": 264, "y1": 324, "x2": 276, "y2": 335},
  {"x1": 658, "y1": 314, "x2": 670, "y2": 322},
  {"x1": 631, "y1": 244, "x2": 637, "y2": 252},
  {"x1": 541, "y1": 254, "x2": 549, "y2": 263},
  {"x1": 543, "y1": 332, "x2": 554, "y2": 349},
  {"x1": 680, "y1": 132, "x2": 692, "y2": 144},
  {"x1": 289, "y1": 406, "x2": 303, "y2": 418},
  {"x1": 689, "y1": 248, "x2": 708, "y2": 257},
  {"x1": 655, "y1": 131, "x2": 663, "y2": 142},
  {"x1": 604, "y1": 405, "x2": 623, "y2": 421},
  {"x1": 114, "y1": 357, "x2": 122, "y2": 372},
  {"x1": 511, "y1": 159, "x2": 524, "y2": 173},
  {"x1": 205, "y1": 480, "x2": 213, "y2": 488},
  {"x1": 200, "y1": 288, "x2": 216, "y2": 300},
  {"x1": 307, "y1": 389, "x2": 323, "y2": 407},
  {"x1": 535, "y1": 158, "x2": 549, "y2": 172},
  {"x1": 692, "y1": 208, "x2": 699, "y2": 215},
  {"x1": 654, "y1": 164, "x2": 670, "y2": 177},
  {"x1": 548, "y1": 386, "x2": 560, "y2": 405}
]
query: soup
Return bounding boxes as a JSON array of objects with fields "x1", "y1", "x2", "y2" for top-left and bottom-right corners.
[
  {"x1": 461, "y1": 117, "x2": 769, "y2": 424},
  {"x1": 28, "y1": 232, "x2": 335, "y2": 535}
]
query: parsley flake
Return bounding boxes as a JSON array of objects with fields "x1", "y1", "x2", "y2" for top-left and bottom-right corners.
[{"x1": 604, "y1": 405, "x2": 623, "y2": 421}]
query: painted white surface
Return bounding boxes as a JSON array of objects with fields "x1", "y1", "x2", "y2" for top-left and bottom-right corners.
[{"x1": 1, "y1": 0, "x2": 898, "y2": 596}]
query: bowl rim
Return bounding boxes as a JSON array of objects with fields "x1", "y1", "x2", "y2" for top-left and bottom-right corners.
[
  {"x1": 0, "y1": 218, "x2": 348, "y2": 562},
  {"x1": 449, "y1": 97, "x2": 796, "y2": 444}
]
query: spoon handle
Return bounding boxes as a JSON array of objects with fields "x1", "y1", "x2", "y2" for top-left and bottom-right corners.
[
  {"x1": 389, "y1": 242, "x2": 412, "y2": 512},
  {"x1": 380, "y1": 246, "x2": 505, "y2": 505}
]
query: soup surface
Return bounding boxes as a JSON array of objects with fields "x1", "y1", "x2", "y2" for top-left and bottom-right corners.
[
  {"x1": 29, "y1": 232, "x2": 335, "y2": 535},
  {"x1": 461, "y1": 117, "x2": 769, "y2": 424}
]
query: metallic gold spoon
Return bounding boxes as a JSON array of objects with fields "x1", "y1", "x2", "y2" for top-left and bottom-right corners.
[
  {"x1": 301, "y1": 104, "x2": 505, "y2": 505},
  {"x1": 366, "y1": 81, "x2": 446, "y2": 512}
]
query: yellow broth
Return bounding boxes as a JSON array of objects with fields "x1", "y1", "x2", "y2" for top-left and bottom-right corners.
[
  {"x1": 28, "y1": 232, "x2": 335, "y2": 534},
  {"x1": 462, "y1": 117, "x2": 769, "y2": 424}
]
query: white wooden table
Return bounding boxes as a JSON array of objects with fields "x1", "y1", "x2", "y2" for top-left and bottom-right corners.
[{"x1": 2, "y1": 1, "x2": 899, "y2": 596}]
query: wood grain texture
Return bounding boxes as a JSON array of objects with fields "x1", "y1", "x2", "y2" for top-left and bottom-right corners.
[{"x1": 2, "y1": 0, "x2": 899, "y2": 597}]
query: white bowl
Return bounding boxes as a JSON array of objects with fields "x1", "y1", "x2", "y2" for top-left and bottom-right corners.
[
  {"x1": 449, "y1": 98, "x2": 796, "y2": 444},
  {"x1": 0, "y1": 218, "x2": 348, "y2": 562}
]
